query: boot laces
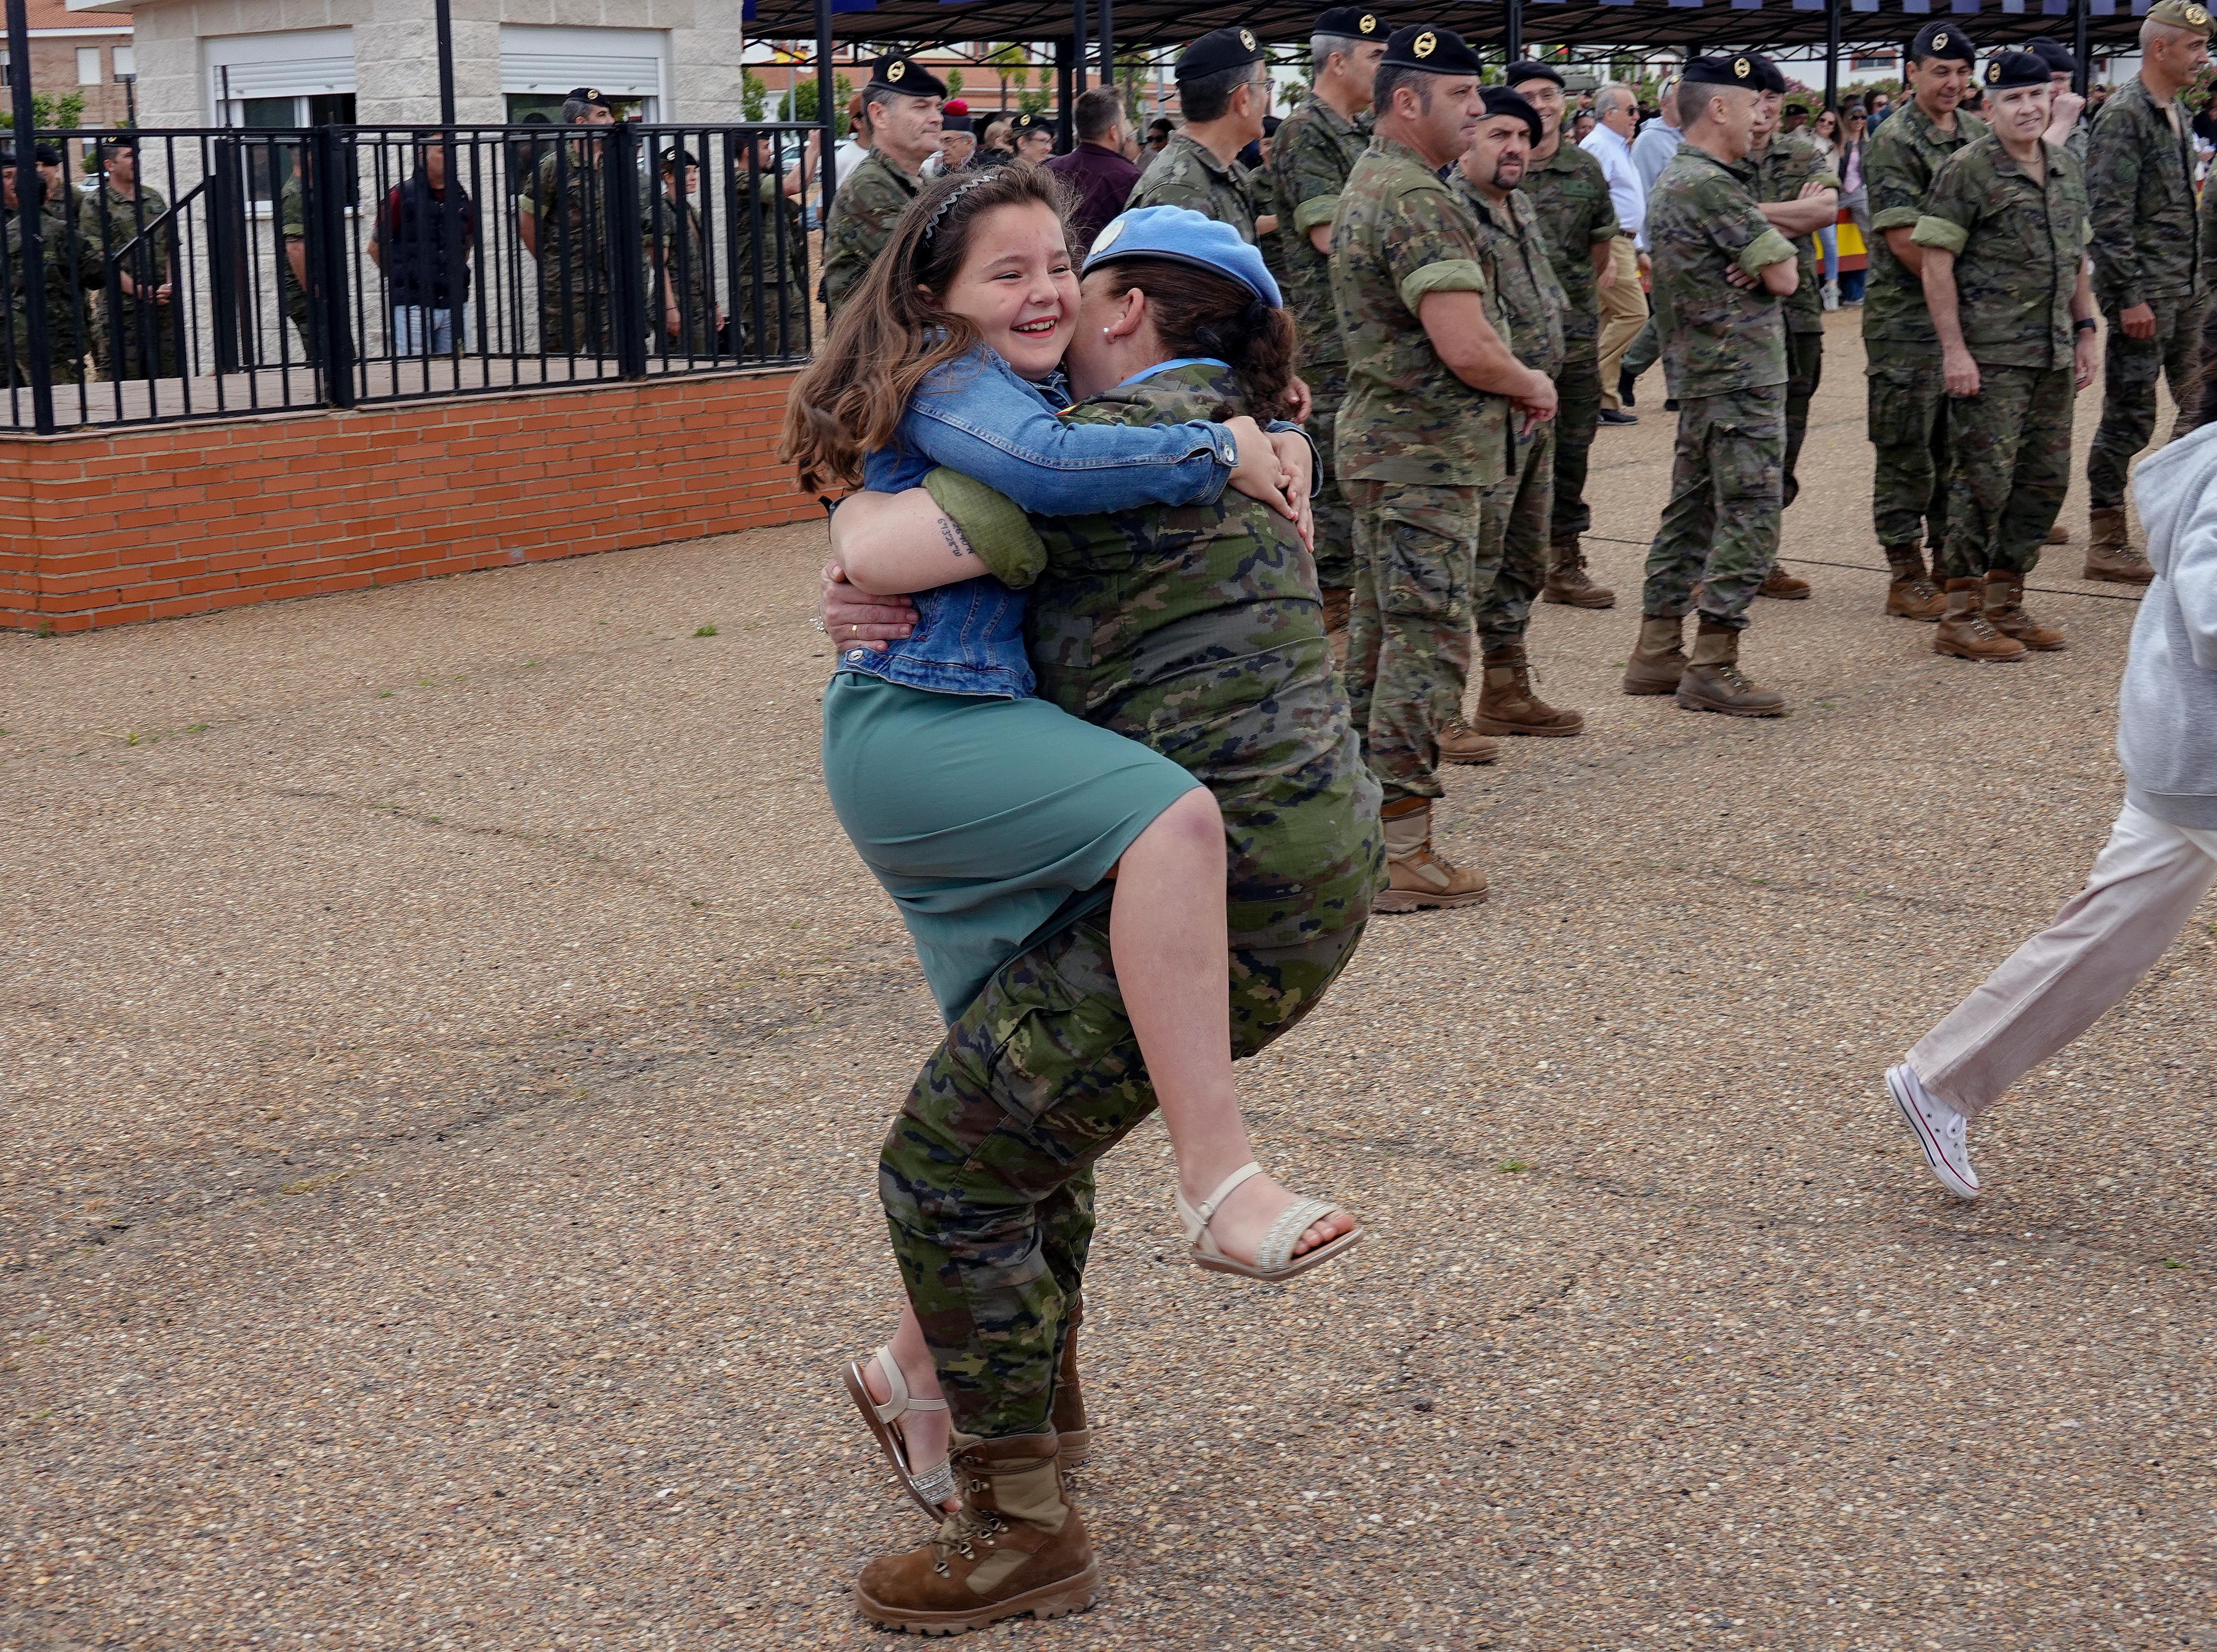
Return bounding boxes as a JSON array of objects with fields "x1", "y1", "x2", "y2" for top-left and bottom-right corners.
[
  {"x1": 931, "y1": 1505, "x2": 1007, "y2": 1569},
  {"x1": 1711, "y1": 661, "x2": 1755, "y2": 693},
  {"x1": 1902, "y1": 575, "x2": 1941, "y2": 602}
]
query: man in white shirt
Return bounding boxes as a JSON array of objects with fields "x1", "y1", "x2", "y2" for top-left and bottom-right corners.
[{"x1": 1581, "y1": 82, "x2": 1649, "y2": 420}]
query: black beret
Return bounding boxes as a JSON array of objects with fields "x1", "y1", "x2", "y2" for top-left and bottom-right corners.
[
  {"x1": 1176, "y1": 26, "x2": 1267, "y2": 81},
  {"x1": 1315, "y1": 6, "x2": 1390, "y2": 38},
  {"x1": 1910, "y1": 22, "x2": 1976, "y2": 64},
  {"x1": 658, "y1": 148, "x2": 700, "y2": 169},
  {"x1": 2025, "y1": 36, "x2": 2079, "y2": 77},
  {"x1": 565, "y1": 87, "x2": 616, "y2": 109},
  {"x1": 1013, "y1": 111, "x2": 1055, "y2": 133},
  {"x1": 1479, "y1": 86, "x2": 1542, "y2": 144},
  {"x1": 1982, "y1": 50, "x2": 2050, "y2": 90},
  {"x1": 868, "y1": 54, "x2": 949, "y2": 98},
  {"x1": 1504, "y1": 59, "x2": 1564, "y2": 91},
  {"x1": 1682, "y1": 53, "x2": 1764, "y2": 90},
  {"x1": 1382, "y1": 25, "x2": 1483, "y2": 76},
  {"x1": 33, "y1": 143, "x2": 62, "y2": 165},
  {"x1": 98, "y1": 134, "x2": 138, "y2": 156},
  {"x1": 1748, "y1": 53, "x2": 1789, "y2": 95}
]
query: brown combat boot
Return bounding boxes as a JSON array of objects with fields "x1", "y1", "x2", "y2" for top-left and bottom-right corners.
[
  {"x1": 1934, "y1": 577, "x2": 2027, "y2": 662},
  {"x1": 1883, "y1": 543, "x2": 1948, "y2": 620},
  {"x1": 1675, "y1": 624, "x2": 1787, "y2": 717},
  {"x1": 1622, "y1": 615, "x2": 1688, "y2": 695},
  {"x1": 1375, "y1": 795, "x2": 1487, "y2": 913},
  {"x1": 1541, "y1": 536, "x2": 1616, "y2": 608},
  {"x1": 1757, "y1": 563, "x2": 1813, "y2": 600},
  {"x1": 1472, "y1": 644, "x2": 1584, "y2": 736},
  {"x1": 1051, "y1": 1298, "x2": 1091, "y2": 1469},
  {"x1": 854, "y1": 1432, "x2": 1099, "y2": 1634},
  {"x1": 2084, "y1": 508, "x2": 2155, "y2": 584},
  {"x1": 1982, "y1": 571, "x2": 2066, "y2": 651},
  {"x1": 1437, "y1": 716, "x2": 1501, "y2": 764}
]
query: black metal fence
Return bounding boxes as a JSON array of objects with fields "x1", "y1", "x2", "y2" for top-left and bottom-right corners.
[{"x1": 2, "y1": 122, "x2": 824, "y2": 433}]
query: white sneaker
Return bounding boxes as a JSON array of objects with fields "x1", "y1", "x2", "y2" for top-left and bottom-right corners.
[
  {"x1": 1822, "y1": 279, "x2": 1842, "y2": 312},
  {"x1": 1886, "y1": 1064, "x2": 1979, "y2": 1199}
]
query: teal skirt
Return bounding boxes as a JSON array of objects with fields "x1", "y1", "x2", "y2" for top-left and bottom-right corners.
[{"x1": 821, "y1": 673, "x2": 1204, "y2": 1024}]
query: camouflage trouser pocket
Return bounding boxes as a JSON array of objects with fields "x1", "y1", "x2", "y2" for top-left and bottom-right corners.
[
  {"x1": 1865, "y1": 362, "x2": 1938, "y2": 451},
  {"x1": 1371, "y1": 484, "x2": 1483, "y2": 624}
]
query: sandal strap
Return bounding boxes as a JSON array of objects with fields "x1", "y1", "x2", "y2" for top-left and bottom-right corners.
[
  {"x1": 1256, "y1": 1197, "x2": 1343, "y2": 1273},
  {"x1": 867, "y1": 1347, "x2": 947, "y2": 1423},
  {"x1": 1194, "y1": 1161, "x2": 1265, "y2": 1227},
  {"x1": 912, "y1": 1459, "x2": 958, "y2": 1509}
]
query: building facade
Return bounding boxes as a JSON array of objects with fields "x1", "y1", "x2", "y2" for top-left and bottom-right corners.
[{"x1": 8, "y1": 0, "x2": 136, "y2": 128}]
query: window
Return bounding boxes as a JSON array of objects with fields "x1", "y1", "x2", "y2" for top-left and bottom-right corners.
[
  {"x1": 78, "y1": 47, "x2": 104, "y2": 86},
  {"x1": 113, "y1": 45, "x2": 136, "y2": 78},
  {"x1": 499, "y1": 25, "x2": 665, "y2": 120},
  {"x1": 207, "y1": 27, "x2": 357, "y2": 125}
]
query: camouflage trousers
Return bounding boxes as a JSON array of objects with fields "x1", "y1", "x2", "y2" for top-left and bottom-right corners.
[
  {"x1": 1345, "y1": 479, "x2": 1487, "y2": 805},
  {"x1": 1548, "y1": 351, "x2": 1602, "y2": 544},
  {"x1": 538, "y1": 276, "x2": 616, "y2": 355},
  {"x1": 91, "y1": 294, "x2": 177, "y2": 382},
  {"x1": 1936, "y1": 364, "x2": 2073, "y2": 583},
  {"x1": 878, "y1": 912, "x2": 1369, "y2": 1438},
  {"x1": 2088, "y1": 294, "x2": 2205, "y2": 510},
  {"x1": 1782, "y1": 329, "x2": 1823, "y2": 509},
  {"x1": 1473, "y1": 422, "x2": 1554, "y2": 655},
  {"x1": 1866, "y1": 339, "x2": 1951, "y2": 552},
  {"x1": 1641, "y1": 383, "x2": 1786, "y2": 630},
  {"x1": 1305, "y1": 362, "x2": 1357, "y2": 594}
]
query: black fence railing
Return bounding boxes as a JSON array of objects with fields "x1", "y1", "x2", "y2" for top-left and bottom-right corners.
[{"x1": 2, "y1": 123, "x2": 824, "y2": 433}]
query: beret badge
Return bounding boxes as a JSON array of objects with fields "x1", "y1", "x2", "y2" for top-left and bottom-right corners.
[
  {"x1": 1414, "y1": 29, "x2": 1436, "y2": 57},
  {"x1": 888, "y1": 60, "x2": 906, "y2": 81}
]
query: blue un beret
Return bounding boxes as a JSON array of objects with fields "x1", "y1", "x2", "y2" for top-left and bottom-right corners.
[{"x1": 1083, "y1": 204, "x2": 1283, "y2": 308}]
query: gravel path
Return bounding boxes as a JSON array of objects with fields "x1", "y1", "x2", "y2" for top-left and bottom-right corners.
[{"x1": 5, "y1": 314, "x2": 2212, "y2": 1651}]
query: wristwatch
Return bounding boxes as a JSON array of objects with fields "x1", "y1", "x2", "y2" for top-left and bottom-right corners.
[{"x1": 2073, "y1": 317, "x2": 2099, "y2": 335}]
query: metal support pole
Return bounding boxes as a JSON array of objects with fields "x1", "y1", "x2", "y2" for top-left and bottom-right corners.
[
  {"x1": 1099, "y1": 0, "x2": 1114, "y2": 86},
  {"x1": 1824, "y1": 0, "x2": 1841, "y2": 110},
  {"x1": 1072, "y1": 0, "x2": 1089, "y2": 100},
  {"x1": 5, "y1": 0, "x2": 56, "y2": 432},
  {"x1": 1505, "y1": 0, "x2": 1523, "y2": 67},
  {"x1": 434, "y1": 0, "x2": 457, "y2": 126},
  {"x1": 1056, "y1": 37, "x2": 1075, "y2": 151},
  {"x1": 814, "y1": 0, "x2": 838, "y2": 218},
  {"x1": 307, "y1": 125, "x2": 358, "y2": 407},
  {"x1": 2073, "y1": 0, "x2": 2091, "y2": 95}
]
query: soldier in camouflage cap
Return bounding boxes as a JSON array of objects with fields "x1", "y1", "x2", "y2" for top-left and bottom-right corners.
[
  {"x1": 1862, "y1": 22, "x2": 1985, "y2": 620},
  {"x1": 1622, "y1": 54, "x2": 1799, "y2": 719},
  {"x1": 820, "y1": 55, "x2": 945, "y2": 322},
  {"x1": 1913, "y1": 49, "x2": 2098, "y2": 662},
  {"x1": 2082, "y1": 0, "x2": 2212, "y2": 581},
  {"x1": 1126, "y1": 28, "x2": 1273, "y2": 243},
  {"x1": 1331, "y1": 24, "x2": 1557, "y2": 910},
  {"x1": 1268, "y1": 6, "x2": 1392, "y2": 637}
]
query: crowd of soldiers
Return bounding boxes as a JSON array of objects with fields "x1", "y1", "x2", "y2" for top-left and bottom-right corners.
[
  {"x1": 3, "y1": 134, "x2": 180, "y2": 387},
  {"x1": 816, "y1": 5, "x2": 2213, "y2": 912}
]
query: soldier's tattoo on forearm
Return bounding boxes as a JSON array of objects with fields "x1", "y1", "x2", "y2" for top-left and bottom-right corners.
[{"x1": 939, "y1": 516, "x2": 974, "y2": 560}]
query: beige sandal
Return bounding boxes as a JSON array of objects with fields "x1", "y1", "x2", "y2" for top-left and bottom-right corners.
[
  {"x1": 840, "y1": 1348, "x2": 957, "y2": 1518},
  {"x1": 1175, "y1": 1162, "x2": 1363, "y2": 1282}
]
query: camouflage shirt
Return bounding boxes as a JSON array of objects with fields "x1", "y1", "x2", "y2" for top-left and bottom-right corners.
[
  {"x1": 77, "y1": 179, "x2": 172, "y2": 290},
  {"x1": 1646, "y1": 144, "x2": 1795, "y2": 400},
  {"x1": 1268, "y1": 94, "x2": 1371, "y2": 370},
  {"x1": 5, "y1": 200, "x2": 97, "y2": 380},
  {"x1": 520, "y1": 144, "x2": 613, "y2": 288},
  {"x1": 1862, "y1": 97, "x2": 1989, "y2": 344},
  {"x1": 1516, "y1": 139, "x2": 1619, "y2": 365},
  {"x1": 1742, "y1": 130, "x2": 1841, "y2": 336},
  {"x1": 1127, "y1": 131, "x2": 1258, "y2": 242},
  {"x1": 1329, "y1": 134, "x2": 1510, "y2": 489},
  {"x1": 732, "y1": 171, "x2": 811, "y2": 351},
  {"x1": 2086, "y1": 74, "x2": 2204, "y2": 312},
  {"x1": 1456, "y1": 176, "x2": 1567, "y2": 378},
  {"x1": 820, "y1": 148, "x2": 921, "y2": 319},
  {"x1": 923, "y1": 360, "x2": 1382, "y2": 950},
  {"x1": 647, "y1": 192, "x2": 714, "y2": 350},
  {"x1": 1911, "y1": 135, "x2": 2089, "y2": 371}
]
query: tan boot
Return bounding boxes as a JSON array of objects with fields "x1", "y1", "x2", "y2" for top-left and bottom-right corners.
[
  {"x1": 1471, "y1": 644, "x2": 1584, "y2": 736},
  {"x1": 1757, "y1": 563, "x2": 1812, "y2": 600},
  {"x1": 1541, "y1": 536, "x2": 1616, "y2": 608},
  {"x1": 2045, "y1": 521, "x2": 2071, "y2": 545},
  {"x1": 1436, "y1": 716, "x2": 1501, "y2": 764},
  {"x1": 1375, "y1": 795, "x2": 1487, "y2": 914},
  {"x1": 854, "y1": 1433, "x2": 1099, "y2": 1633},
  {"x1": 2085, "y1": 508, "x2": 2155, "y2": 584},
  {"x1": 1051, "y1": 1297, "x2": 1091, "y2": 1469},
  {"x1": 1883, "y1": 543, "x2": 1948, "y2": 620},
  {"x1": 1934, "y1": 577, "x2": 2028, "y2": 662},
  {"x1": 1675, "y1": 624, "x2": 1787, "y2": 717},
  {"x1": 1622, "y1": 615, "x2": 1688, "y2": 695},
  {"x1": 1982, "y1": 571, "x2": 2066, "y2": 651}
]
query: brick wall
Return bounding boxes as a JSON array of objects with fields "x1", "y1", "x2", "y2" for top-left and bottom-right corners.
[{"x1": 0, "y1": 368, "x2": 816, "y2": 633}]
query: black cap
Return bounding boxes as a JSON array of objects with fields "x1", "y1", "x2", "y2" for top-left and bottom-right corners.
[
  {"x1": 1479, "y1": 86, "x2": 1542, "y2": 144},
  {"x1": 98, "y1": 134, "x2": 139, "y2": 156},
  {"x1": 1682, "y1": 53, "x2": 1766, "y2": 90},
  {"x1": 33, "y1": 142, "x2": 61, "y2": 165},
  {"x1": 2025, "y1": 36, "x2": 2079, "y2": 77},
  {"x1": 1315, "y1": 6, "x2": 1390, "y2": 38},
  {"x1": 1504, "y1": 58, "x2": 1564, "y2": 91},
  {"x1": 659, "y1": 147, "x2": 700, "y2": 169},
  {"x1": 1382, "y1": 25, "x2": 1483, "y2": 76},
  {"x1": 867, "y1": 53, "x2": 949, "y2": 98},
  {"x1": 1910, "y1": 22, "x2": 1976, "y2": 64},
  {"x1": 1013, "y1": 110, "x2": 1054, "y2": 134},
  {"x1": 1176, "y1": 26, "x2": 1267, "y2": 81},
  {"x1": 1748, "y1": 53, "x2": 1789, "y2": 95},
  {"x1": 566, "y1": 87, "x2": 616, "y2": 110},
  {"x1": 1982, "y1": 50, "x2": 2050, "y2": 91}
]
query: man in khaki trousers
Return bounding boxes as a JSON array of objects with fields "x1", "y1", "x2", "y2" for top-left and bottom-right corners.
[{"x1": 1584, "y1": 83, "x2": 1650, "y2": 420}]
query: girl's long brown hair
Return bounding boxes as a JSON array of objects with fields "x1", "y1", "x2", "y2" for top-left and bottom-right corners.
[
  {"x1": 781, "y1": 165, "x2": 1075, "y2": 495},
  {"x1": 1086, "y1": 259, "x2": 1302, "y2": 422}
]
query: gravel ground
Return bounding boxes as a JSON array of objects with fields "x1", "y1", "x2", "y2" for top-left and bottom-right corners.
[{"x1": 4, "y1": 313, "x2": 2212, "y2": 1652}]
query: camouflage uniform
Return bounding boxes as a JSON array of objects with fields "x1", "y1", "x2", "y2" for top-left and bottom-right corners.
[
  {"x1": 78, "y1": 178, "x2": 177, "y2": 381},
  {"x1": 1913, "y1": 135, "x2": 2090, "y2": 581},
  {"x1": 3, "y1": 198, "x2": 96, "y2": 387},
  {"x1": 2085, "y1": 75, "x2": 2206, "y2": 509},
  {"x1": 1862, "y1": 99, "x2": 1989, "y2": 548},
  {"x1": 1741, "y1": 130, "x2": 1840, "y2": 506},
  {"x1": 1126, "y1": 131, "x2": 1259, "y2": 241},
  {"x1": 1459, "y1": 174, "x2": 1567, "y2": 652},
  {"x1": 278, "y1": 173, "x2": 322, "y2": 367},
  {"x1": 1331, "y1": 135, "x2": 1512, "y2": 803},
  {"x1": 1269, "y1": 94, "x2": 1372, "y2": 595},
  {"x1": 1247, "y1": 159, "x2": 1289, "y2": 291},
  {"x1": 1517, "y1": 139, "x2": 1618, "y2": 548},
  {"x1": 521, "y1": 142, "x2": 615, "y2": 354},
  {"x1": 820, "y1": 149, "x2": 921, "y2": 323},
  {"x1": 647, "y1": 190, "x2": 715, "y2": 355},
  {"x1": 1642, "y1": 145, "x2": 1796, "y2": 627},
  {"x1": 873, "y1": 361, "x2": 1381, "y2": 1438},
  {"x1": 729, "y1": 171, "x2": 810, "y2": 356}
]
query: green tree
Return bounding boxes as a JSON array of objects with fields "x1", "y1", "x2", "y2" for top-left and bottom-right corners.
[
  {"x1": 985, "y1": 43, "x2": 1029, "y2": 112},
  {"x1": 0, "y1": 91, "x2": 87, "y2": 130},
  {"x1": 946, "y1": 68, "x2": 964, "y2": 101},
  {"x1": 741, "y1": 70, "x2": 771, "y2": 122},
  {"x1": 791, "y1": 72, "x2": 853, "y2": 125}
]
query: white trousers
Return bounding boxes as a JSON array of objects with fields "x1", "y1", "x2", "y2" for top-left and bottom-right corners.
[{"x1": 1910, "y1": 802, "x2": 2217, "y2": 1119}]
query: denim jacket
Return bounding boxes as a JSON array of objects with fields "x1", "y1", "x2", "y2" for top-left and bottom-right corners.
[{"x1": 835, "y1": 348, "x2": 1239, "y2": 698}]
